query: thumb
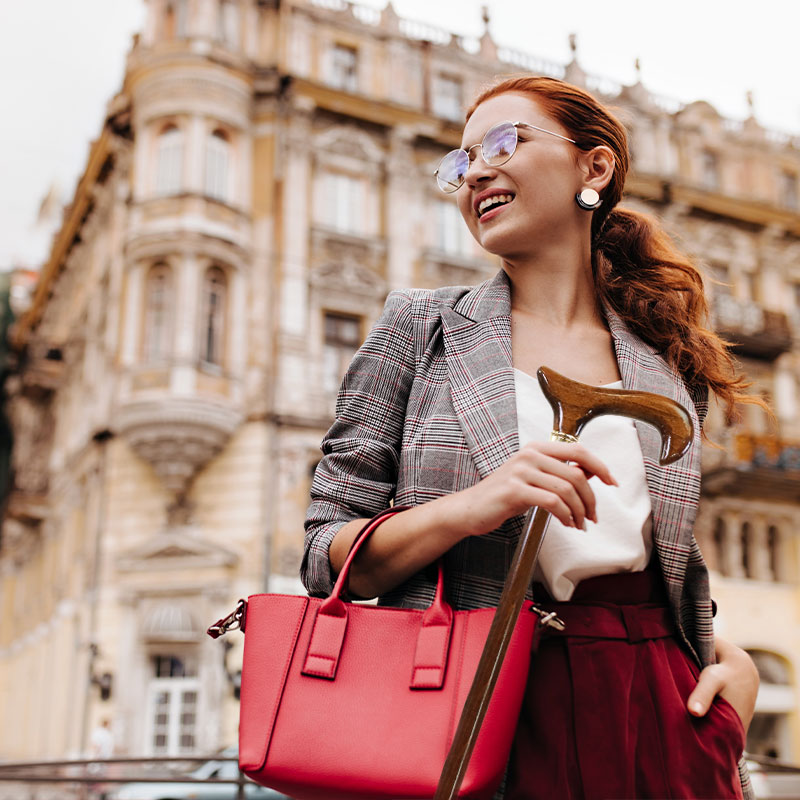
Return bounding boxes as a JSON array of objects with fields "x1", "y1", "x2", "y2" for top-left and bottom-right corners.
[{"x1": 687, "y1": 665, "x2": 723, "y2": 717}]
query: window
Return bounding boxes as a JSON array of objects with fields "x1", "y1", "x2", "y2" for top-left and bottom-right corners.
[
  {"x1": 199, "y1": 267, "x2": 227, "y2": 366},
  {"x1": 146, "y1": 654, "x2": 199, "y2": 755},
  {"x1": 780, "y1": 171, "x2": 798, "y2": 210},
  {"x1": 745, "y1": 650, "x2": 793, "y2": 759},
  {"x1": 155, "y1": 126, "x2": 183, "y2": 196},
  {"x1": 164, "y1": 0, "x2": 188, "y2": 39},
  {"x1": 218, "y1": 0, "x2": 240, "y2": 48},
  {"x1": 323, "y1": 312, "x2": 361, "y2": 394},
  {"x1": 204, "y1": 129, "x2": 231, "y2": 203},
  {"x1": 329, "y1": 44, "x2": 358, "y2": 92},
  {"x1": 709, "y1": 262, "x2": 731, "y2": 296},
  {"x1": 745, "y1": 271, "x2": 759, "y2": 302},
  {"x1": 432, "y1": 74, "x2": 463, "y2": 122},
  {"x1": 143, "y1": 264, "x2": 174, "y2": 362},
  {"x1": 320, "y1": 173, "x2": 365, "y2": 235},
  {"x1": 435, "y1": 200, "x2": 472, "y2": 256},
  {"x1": 701, "y1": 150, "x2": 719, "y2": 191}
]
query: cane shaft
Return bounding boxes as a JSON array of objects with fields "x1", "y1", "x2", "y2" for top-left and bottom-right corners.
[
  {"x1": 433, "y1": 504, "x2": 549, "y2": 800},
  {"x1": 433, "y1": 366, "x2": 693, "y2": 799}
]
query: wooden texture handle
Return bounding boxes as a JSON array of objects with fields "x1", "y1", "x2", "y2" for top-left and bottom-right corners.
[{"x1": 433, "y1": 367, "x2": 694, "y2": 800}]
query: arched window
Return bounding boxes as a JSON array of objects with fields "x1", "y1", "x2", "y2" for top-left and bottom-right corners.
[
  {"x1": 199, "y1": 267, "x2": 227, "y2": 366},
  {"x1": 204, "y1": 129, "x2": 231, "y2": 203},
  {"x1": 143, "y1": 264, "x2": 174, "y2": 362},
  {"x1": 218, "y1": 0, "x2": 240, "y2": 48},
  {"x1": 745, "y1": 649, "x2": 793, "y2": 760},
  {"x1": 155, "y1": 126, "x2": 184, "y2": 196},
  {"x1": 164, "y1": 0, "x2": 188, "y2": 40}
]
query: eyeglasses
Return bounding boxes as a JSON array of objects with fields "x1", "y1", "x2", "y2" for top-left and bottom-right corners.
[{"x1": 433, "y1": 120, "x2": 576, "y2": 193}]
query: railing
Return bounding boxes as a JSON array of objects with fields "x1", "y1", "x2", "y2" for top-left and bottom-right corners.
[
  {"x1": 0, "y1": 755, "x2": 256, "y2": 800},
  {"x1": 1, "y1": 753, "x2": 798, "y2": 799},
  {"x1": 734, "y1": 433, "x2": 800, "y2": 471},
  {"x1": 712, "y1": 294, "x2": 792, "y2": 361}
]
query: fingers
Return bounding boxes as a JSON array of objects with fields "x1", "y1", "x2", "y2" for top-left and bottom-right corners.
[
  {"x1": 515, "y1": 441, "x2": 617, "y2": 529},
  {"x1": 535, "y1": 441, "x2": 619, "y2": 487},
  {"x1": 687, "y1": 664, "x2": 725, "y2": 717}
]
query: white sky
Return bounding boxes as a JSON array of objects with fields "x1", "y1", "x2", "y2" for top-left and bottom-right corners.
[{"x1": 2, "y1": 0, "x2": 798, "y2": 268}]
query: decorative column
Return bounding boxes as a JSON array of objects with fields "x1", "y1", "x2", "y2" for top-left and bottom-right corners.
[
  {"x1": 749, "y1": 516, "x2": 772, "y2": 582},
  {"x1": 386, "y1": 126, "x2": 417, "y2": 290},
  {"x1": 120, "y1": 263, "x2": 144, "y2": 367},
  {"x1": 721, "y1": 511, "x2": 746, "y2": 579}
]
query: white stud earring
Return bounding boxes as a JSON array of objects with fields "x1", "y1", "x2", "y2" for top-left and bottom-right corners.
[{"x1": 576, "y1": 188, "x2": 602, "y2": 210}]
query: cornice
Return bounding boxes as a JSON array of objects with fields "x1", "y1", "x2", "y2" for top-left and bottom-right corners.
[
  {"x1": 13, "y1": 129, "x2": 117, "y2": 348},
  {"x1": 625, "y1": 172, "x2": 800, "y2": 236}
]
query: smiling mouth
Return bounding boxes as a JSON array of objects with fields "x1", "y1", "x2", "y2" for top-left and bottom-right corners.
[{"x1": 477, "y1": 193, "x2": 514, "y2": 218}]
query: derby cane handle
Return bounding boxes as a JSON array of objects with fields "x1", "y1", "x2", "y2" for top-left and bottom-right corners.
[{"x1": 433, "y1": 367, "x2": 694, "y2": 800}]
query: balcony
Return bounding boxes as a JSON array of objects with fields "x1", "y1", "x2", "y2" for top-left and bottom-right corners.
[
  {"x1": 116, "y1": 396, "x2": 243, "y2": 498},
  {"x1": 712, "y1": 294, "x2": 792, "y2": 361},
  {"x1": 703, "y1": 432, "x2": 800, "y2": 501}
]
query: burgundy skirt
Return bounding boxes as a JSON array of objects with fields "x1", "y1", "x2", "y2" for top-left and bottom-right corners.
[{"x1": 505, "y1": 570, "x2": 745, "y2": 800}]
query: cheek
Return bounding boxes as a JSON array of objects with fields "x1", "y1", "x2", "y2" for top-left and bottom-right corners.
[{"x1": 456, "y1": 195, "x2": 472, "y2": 223}]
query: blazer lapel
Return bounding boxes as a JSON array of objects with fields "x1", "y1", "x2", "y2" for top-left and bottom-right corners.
[
  {"x1": 441, "y1": 271, "x2": 519, "y2": 479},
  {"x1": 605, "y1": 309, "x2": 704, "y2": 604}
]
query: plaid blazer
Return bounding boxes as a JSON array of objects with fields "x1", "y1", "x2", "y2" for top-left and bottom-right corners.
[
  {"x1": 304, "y1": 269, "x2": 754, "y2": 799},
  {"x1": 304, "y1": 268, "x2": 715, "y2": 662}
]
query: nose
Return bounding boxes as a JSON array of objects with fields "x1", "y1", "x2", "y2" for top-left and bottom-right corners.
[{"x1": 464, "y1": 152, "x2": 497, "y2": 188}]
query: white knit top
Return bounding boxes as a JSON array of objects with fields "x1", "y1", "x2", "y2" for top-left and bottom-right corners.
[{"x1": 514, "y1": 368, "x2": 653, "y2": 601}]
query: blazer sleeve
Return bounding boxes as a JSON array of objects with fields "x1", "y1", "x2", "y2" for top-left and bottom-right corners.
[{"x1": 302, "y1": 290, "x2": 417, "y2": 597}]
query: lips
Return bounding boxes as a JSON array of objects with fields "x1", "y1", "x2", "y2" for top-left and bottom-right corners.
[{"x1": 473, "y1": 189, "x2": 515, "y2": 219}]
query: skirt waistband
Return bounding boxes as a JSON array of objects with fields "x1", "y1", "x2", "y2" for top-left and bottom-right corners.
[
  {"x1": 532, "y1": 569, "x2": 675, "y2": 643},
  {"x1": 539, "y1": 603, "x2": 675, "y2": 643}
]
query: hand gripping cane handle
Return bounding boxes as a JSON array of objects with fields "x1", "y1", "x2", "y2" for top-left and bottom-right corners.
[{"x1": 433, "y1": 366, "x2": 694, "y2": 800}]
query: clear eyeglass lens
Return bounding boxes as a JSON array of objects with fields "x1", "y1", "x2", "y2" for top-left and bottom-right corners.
[
  {"x1": 436, "y1": 149, "x2": 469, "y2": 193},
  {"x1": 482, "y1": 122, "x2": 518, "y2": 166}
]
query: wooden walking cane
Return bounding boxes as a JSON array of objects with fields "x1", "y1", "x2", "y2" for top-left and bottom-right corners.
[{"x1": 433, "y1": 366, "x2": 695, "y2": 800}]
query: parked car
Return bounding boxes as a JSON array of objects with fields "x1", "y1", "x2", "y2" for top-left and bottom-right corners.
[{"x1": 109, "y1": 749, "x2": 292, "y2": 800}]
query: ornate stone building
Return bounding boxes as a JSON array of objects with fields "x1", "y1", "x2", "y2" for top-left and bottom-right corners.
[{"x1": 1, "y1": 0, "x2": 800, "y2": 767}]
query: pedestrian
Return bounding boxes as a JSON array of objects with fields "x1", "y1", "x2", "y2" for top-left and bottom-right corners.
[{"x1": 303, "y1": 75, "x2": 761, "y2": 799}]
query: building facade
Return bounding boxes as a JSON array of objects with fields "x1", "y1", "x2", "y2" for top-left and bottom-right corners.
[{"x1": 1, "y1": 0, "x2": 800, "y2": 766}]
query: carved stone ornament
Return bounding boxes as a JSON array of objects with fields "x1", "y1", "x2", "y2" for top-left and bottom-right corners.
[
  {"x1": 309, "y1": 261, "x2": 386, "y2": 296},
  {"x1": 116, "y1": 397, "x2": 242, "y2": 497}
]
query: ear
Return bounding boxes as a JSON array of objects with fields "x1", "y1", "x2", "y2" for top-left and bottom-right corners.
[{"x1": 577, "y1": 146, "x2": 615, "y2": 193}]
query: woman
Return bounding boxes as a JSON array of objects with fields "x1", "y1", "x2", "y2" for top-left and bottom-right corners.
[{"x1": 303, "y1": 76, "x2": 760, "y2": 799}]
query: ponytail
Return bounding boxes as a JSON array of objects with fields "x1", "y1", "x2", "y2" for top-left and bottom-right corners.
[{"x1": 594, "y1": 207, "x2": 764, "y2": 428}]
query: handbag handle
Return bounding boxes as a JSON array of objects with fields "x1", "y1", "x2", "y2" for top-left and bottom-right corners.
[{"x1": 302, "y1": 506, "x2": 454, "y2": 689}]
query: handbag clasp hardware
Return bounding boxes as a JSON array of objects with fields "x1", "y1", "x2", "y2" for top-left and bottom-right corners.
[
  {"x1": 530, "y1": 604, "x2": 566, "y2": 631},
  {"x1": 207, "y1": 598, "x2": 247, "y2": 639}
]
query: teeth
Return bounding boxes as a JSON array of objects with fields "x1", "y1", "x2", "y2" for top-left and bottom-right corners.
[{"x1": 478, "y1": 194, "x2": 513, "y2": 216}]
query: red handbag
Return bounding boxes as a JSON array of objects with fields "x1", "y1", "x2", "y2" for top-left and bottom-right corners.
[{"x1": 208, "y1": 508, "x2": 538, "y2": 800}]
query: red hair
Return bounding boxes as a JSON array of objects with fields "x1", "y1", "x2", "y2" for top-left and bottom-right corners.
[{"x1": 467, "y1": 76, "x2": 763, "y2": 428}]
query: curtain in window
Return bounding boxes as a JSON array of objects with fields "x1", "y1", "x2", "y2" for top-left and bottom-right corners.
[
  {"x1": 200, "y1": 267, "x2": 227, "y2": 366},
  {"x1": 155, "y1": 127, "x2": 184, "y2": 196},
  {"x1": 204, "y1": 130, "x2": 231, "y2": 202},
  {"x1": 143, "y1": 265, "x2": 174, "y2": 361}
]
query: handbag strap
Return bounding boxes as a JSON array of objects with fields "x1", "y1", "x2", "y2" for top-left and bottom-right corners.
[
  {"x1": 327, "y1": 505, "x2": 411, "y2": 605},
  {"x1": 304, "y1": 506, "x2": 455, "y2": 689}
]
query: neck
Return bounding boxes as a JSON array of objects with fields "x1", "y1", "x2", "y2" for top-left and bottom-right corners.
[{"x1": 502, "y1": 235, "x2": 603, "y2": 329}]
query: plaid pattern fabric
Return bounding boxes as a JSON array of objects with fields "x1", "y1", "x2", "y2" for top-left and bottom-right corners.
[
  {"x1": 303, "y1": 269, "x2": 754, "y2": 800},
  {"x1": 304, "y1": 268, "x2": 715, "y2": 659}
]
